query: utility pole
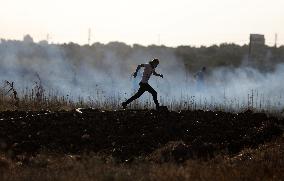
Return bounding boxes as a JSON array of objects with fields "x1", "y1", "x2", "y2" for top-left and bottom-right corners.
[
  {"x1": 88, "y1": 28, "x2": 91, "y2": 45},
  {"x1": 46, "y1": 34, "x2": 50, "y2": 43},
  {"x1": 274, "y1": 33, "x2": 278, "y2": 48}
]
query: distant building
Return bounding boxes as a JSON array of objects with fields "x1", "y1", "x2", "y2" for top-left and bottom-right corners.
[
  {"x1": 249, "y1": 34, "x2": 265, "y2": 58},
  {"x1": 250, "y1": 34, "x2": 265, "y2": 45}
]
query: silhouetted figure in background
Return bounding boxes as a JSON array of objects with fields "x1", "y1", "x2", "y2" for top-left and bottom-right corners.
[
  {"x1": 122, "y1": 58, "x2": 163, "y2": 109},
  {"x1": 194, "y1": 66, "x2": 206, "y2": 92}
]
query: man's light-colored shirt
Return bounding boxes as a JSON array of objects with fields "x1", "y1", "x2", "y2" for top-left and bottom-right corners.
[{"x1": 141, "y1": 63, "x2": 154, "y2": 83}]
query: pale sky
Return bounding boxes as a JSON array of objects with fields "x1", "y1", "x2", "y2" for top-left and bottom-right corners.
[{"x1": 0, "y1": 0, "x2": 283, "y2": 47}]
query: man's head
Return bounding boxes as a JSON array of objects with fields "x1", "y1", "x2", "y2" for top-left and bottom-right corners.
[
  {"x1": 202, "y1": 66, "x2": 206, "y2": 72},
  {"x1": 150, "y1": 58, "x2": 159, "y2": 68}
]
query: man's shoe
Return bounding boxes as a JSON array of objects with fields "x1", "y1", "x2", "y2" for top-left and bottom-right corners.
[
  {"x1": 122, "y1": 102, "x2": 127, "y2": 109},
  {"x1": 156, "y1": 105, "x2": 160, "y2": 110},
  {"x1": 157, "y1": 105, "x2": 168, "y2": 111}
]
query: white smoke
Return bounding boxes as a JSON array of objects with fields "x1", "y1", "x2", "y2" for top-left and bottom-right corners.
[{"x1": 0, "y1": 39, "x2": 283, "y2": 111}]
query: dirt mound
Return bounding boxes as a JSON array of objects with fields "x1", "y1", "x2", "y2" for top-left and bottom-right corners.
[{"x1": 0, "y1": 109, "x2": 282, "y2": 162}]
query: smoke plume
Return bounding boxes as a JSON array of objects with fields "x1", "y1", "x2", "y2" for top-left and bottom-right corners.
[{"x1": 0, "y1": 38, "x2": 283, "y2": 111}]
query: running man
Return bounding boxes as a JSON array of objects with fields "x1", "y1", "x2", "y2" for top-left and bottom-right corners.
[{"x1": 122, "y1": 58, "x2": 163, "y2": 109}]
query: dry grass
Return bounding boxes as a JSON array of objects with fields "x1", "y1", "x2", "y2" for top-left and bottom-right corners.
[
  {"x1": 1, "y1": 80, "x2": 284, "y2": 113},
  {"x1": 0, "y1": 136, "x2": 283, "y2": 181}
]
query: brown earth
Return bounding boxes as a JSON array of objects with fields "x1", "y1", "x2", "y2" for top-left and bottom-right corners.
[{"x1": 0, "y1": 108, "x2": 283, "y2": 163}]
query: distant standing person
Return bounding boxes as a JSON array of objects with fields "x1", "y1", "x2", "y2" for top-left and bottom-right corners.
[
  {"x1": 122, "y1": 58, "x2": 163, "y2": 109},
  {"x1": 194, "y1": 66, "x2": 206, "y2": 91}
]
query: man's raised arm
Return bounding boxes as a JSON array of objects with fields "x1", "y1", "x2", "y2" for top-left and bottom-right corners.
[{"x1": 133, "y1": 64, "x2": 144, "y2": 78}]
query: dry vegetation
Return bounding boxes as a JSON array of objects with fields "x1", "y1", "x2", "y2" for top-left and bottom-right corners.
[
  {"x1": 0, "y1": 137, "x2": 283, "y2": 181},
  {"x1": 0, "y1": 83, "x2": 283, "y2": 181}
]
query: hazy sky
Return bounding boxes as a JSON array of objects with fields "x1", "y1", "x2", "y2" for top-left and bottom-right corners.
[{"x1": 0, "y1": 0, "x2": 283, "y2": 47}]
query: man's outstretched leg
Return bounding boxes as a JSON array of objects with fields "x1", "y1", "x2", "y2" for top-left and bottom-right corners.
[
  {"x1": 145, "y1": 83, "x2": 160, "y2": 109},
  {"x1": 122, "y1": 84, "x2": 146, "y2": 108}
]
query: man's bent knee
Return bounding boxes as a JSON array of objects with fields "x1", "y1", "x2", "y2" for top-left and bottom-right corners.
[{"x1": 152, "y1": 91, "x2": 157, "y2": 96}]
